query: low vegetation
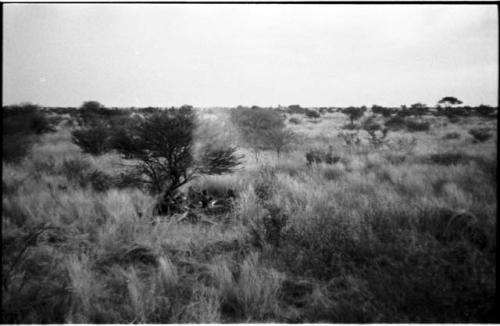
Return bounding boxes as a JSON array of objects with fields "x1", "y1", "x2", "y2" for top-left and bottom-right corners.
[{"x1": 2, "y1": 101, "x2": 497, "y2": 323}]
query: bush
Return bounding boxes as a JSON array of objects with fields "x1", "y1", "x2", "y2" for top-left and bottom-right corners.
[
  {"x1": 286, "y1": 105, "x2": 307, "y2": 114},
  {"x1": 86, "y1": 170, "x2": 113, "y2": 192},
  {"x1": 342, "y1": 107, "x2": 366, "y2": 127},
  {"x1": 60, "y1": 157, "x2": 112, "y2": 191},
  {"x1": 469, "y1": 128, "x2": 492, "y2": 143},
  {"x1": 61, "y1": 157, "x2": 93, "y2": 177},
  {"x1": 341, "y1": 123, "x2": 360, "y2": 130},
  {"x1": 405, "y1": 119, "x2": 430, "y2": 132},
  {"x1": 198, "y1": 144, "x2": 243, "y2": 175},
  {"x1": 428, "y1": 152, "x2": 470, "y2": 165},
  {"x1": 71, "y1": 122, "x2": 112, "y2": 155},
  {"x1": 437, "y1": 106, "x2": 471, "y2": 119},
  {"x1": 371, "y1": 105, "x2": 394, "y2": 117},
  {"x1": 231, "y1": 107, "x2": 291, "y2": 159},
  {"x1": 408, "y1": 103, "x2": 429, "y2": 116},
  {"x1": 2, "y1": 134, "x2": 34, "y2": 163},
  {"x1": 475, "y1": 105, "x2": 496, "y2": 117},
  {"x1": 443, "y1": 132, "x2": 461, "y2": 140},
  {"x1": 385, "y1": 115, "x2": 405, "y2": 130},
  {"x1": 361, "y1": 116, "x2": 382, "y2": 132},
  {"x1": 289, "y1": 117, "x2": 301, "y2": 124},
  {"x1": 2, "y1": 104, "x2": 56, "y2": 162},
  {"x1": 305, "y1": 109, "x2": 320, "y2": 119}
]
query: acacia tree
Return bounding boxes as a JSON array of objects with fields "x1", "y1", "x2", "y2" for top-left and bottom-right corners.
[
  {"x1": 111, "y1": 108, "x2": 242, "y2": 196},
  {"x1": 438, "y1": 97, "x2": 463, "y2": 107},
  {"x1": 263, "y1": 127, "x2": 296, "y2": 159},
  {"x1": 342, "y1": 107, "x2": 366, "y2": 127},
  {"x1": 230, "y1": 107, "x2": 293, "y2": 160}
]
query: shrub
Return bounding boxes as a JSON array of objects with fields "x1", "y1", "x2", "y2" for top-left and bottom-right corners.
[
  {"x1": 371, "y1": 105, "x2": 394, "y2": 117},
  {"x1": 469, "y1": 128, "x2": 492, "y2": 143},
  {"x1": 428, "y1": 152, "x2": 470, "y2": 165},
  {"x1": 337, "y1": 132, "x2": 361, "y2": 146},
  {"x1": 2, "y1": 104, "x2": 56, "y2": 162},
  {"x1": 289, "y1": 117, "x2": 301, "y2": 124},
  {"x1": 113, "y1": 171, "x2": 144, "y2": 189},
  {"x1": 366, "y1": 129, "x2": 388, "y2": 148},
  {"x1": 342, "y1": 107, "x2": 366, "y2": 127},
  {"x1": 198, "y1": 144, "x2": 244, "y2": 175},
  {"x1": 305, "y1": 109, "x2": 320, "y2": 119},
  {"x1": 60, "y1": 157, "x2": 112, "y2": 191},
  {"x1": 405, "y1": 118, "x2": 430, "y2": 132},
  {"x1": 71, "y1": 122, "x2": 112, "y2": 155},
  {"x1": 231, "y1": 107, "x2": 290, "y2": 159},
  {"x1": 443, "y1": 132, "x2": 461, "y2": 140},
  {"x1": 341, "y1": 123, "x2": 360, "y2": 130},
  {"x1": 361, "y1": 116, "x2": 382, "y2": 132},
  {"x1": 61, "y1": 157, "x2": 93, "y2": 178},
  {"x1": 2, "y1": 134, "x2": 34, "y2": 163},
  {"x1": 287, "y1": 105, "x2": 307, "y2": 114},
  {"x1": 86, "y1": 169, "x2": 113, "y2": 192},
  {"x1": 475, "y1": 105, "x2": 496, "y2": 117},
  {"x1": 408, "y1": 103, "x2": 429, "y2": 116},
  {"x1": 385, "y1": 115, "x2": 405, "y2": 130},
  {"x1": 437, "y1": 106, "x2": 471, "y2": 119},
  {"x1": 263, "y1": 127, "x2": 296, "y2": 158}
]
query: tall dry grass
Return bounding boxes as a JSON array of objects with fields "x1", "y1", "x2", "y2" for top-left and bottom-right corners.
[{"x1": 2, "y1": 110, "x2": 497, "y2": 322}]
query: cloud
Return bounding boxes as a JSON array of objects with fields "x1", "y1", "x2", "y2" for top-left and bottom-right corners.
[{"x1": 2, "y1": 4, "x2": 498, "y2": 107}]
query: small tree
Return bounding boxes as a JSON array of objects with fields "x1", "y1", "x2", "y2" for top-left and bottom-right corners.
[
  {"x1": 263, "y1": 127, "x2": 296, "y2": 159},
  {"x1": 409, "y1": 103, "x2": 429, "y2": 116},
  {"x1": 342, "y1": 107, "x2": 366, "y2": 127},
  {"x1": 438, "y1": 97, "x2": 463, "y2": 107},
  {"x1": 81, "y1": 100, "x2": 105, "y2": 112},
  {"x1": 371, "y1": 105, "x2": 394, "y2": 117},
  {"x1": 111, "y1": 108, "x2": 242, "y2": 196},
  {"x1": 78, "y1": 101, "x2": 107, "y2": 126},
  {"x1": 230, "y1": 107, "x2": 286, "y2": 161}
]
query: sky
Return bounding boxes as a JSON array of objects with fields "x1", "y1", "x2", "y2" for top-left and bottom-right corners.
[{"x1": 3, "y1": 4, "x2": 498, "y2": 108}]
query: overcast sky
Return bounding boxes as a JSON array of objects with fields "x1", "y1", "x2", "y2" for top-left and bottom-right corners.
[{"x1": 3, "y1": 4, "x2": 498, "y2": 108}]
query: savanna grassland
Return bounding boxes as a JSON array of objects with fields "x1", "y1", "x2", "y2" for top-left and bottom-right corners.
[{"x1": 2, "y1": 103, "x2": 497, "y2": 323}]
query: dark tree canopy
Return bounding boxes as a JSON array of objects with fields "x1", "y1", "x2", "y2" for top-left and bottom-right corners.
[
  {"x1": 111, "y1": 109, "x2": 196, "y2": 194},
  {"x1": 438, "y1": 97, "x2": 463, "y2": 107},
  {"x1": 81, "y1": 101, "x2": 105, "y2": 111},
  {"x1": 110, "y1": 108, "x2": 243, "y2": 195},
  {"x1": 342, "y1": 107, "x2": 366, "y2": 126}
]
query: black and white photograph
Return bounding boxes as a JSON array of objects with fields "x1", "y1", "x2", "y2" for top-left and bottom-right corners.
[{"x1": 2, "y1": 2, "x2": 498, "y2": 323}]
